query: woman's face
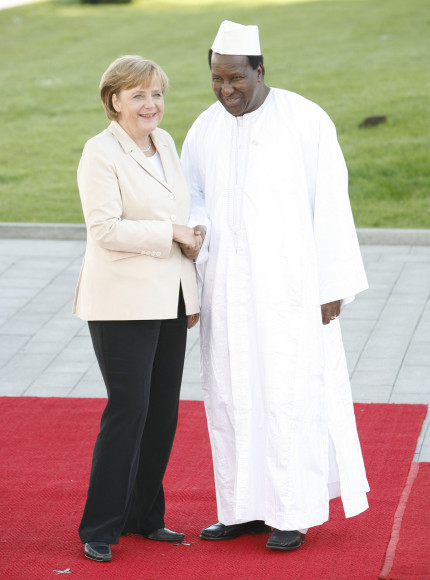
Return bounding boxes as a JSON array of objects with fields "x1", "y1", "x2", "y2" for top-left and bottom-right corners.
[{"x1": 112, "y1": 82, "x2": 164, "y2": 144}]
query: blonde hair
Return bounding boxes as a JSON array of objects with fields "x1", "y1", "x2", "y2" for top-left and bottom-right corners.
[{"x1": 100, "y1": 55, "x2": 169, "y2": 120}]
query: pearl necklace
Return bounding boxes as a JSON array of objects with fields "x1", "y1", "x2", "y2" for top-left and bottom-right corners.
[{"x1": 141, "y1": 140, "x2": 152, "y2": 153}]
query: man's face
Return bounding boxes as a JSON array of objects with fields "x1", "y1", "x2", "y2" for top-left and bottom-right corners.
[{"x1": 211, "y1": 53, "x2": 263, "y2": 116}]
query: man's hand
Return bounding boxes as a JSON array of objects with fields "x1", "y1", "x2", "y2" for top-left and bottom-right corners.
[
  {"x1": 321, "y1": 300, "x2": 341, "y2": 325},
  {"x1": 193, "y1": 225, "x2": 206, "y2": 242}
]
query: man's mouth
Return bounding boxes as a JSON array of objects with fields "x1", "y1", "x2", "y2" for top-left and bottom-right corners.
[{"x1": 223, "y1": 96, "x2": 241, "y2": 106}]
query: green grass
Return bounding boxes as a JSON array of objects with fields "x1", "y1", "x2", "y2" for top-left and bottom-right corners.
[{"x1": 0, "y1": 0, "x2": 429, "y2": 226}]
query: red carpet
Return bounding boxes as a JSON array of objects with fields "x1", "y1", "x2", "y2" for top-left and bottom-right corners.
[
  {"x1": 380, "y1": 462, "x2": 430, "y2": 580},
  {"x1": 0, "y1": 397, "x2": 427, "y2": 580}
]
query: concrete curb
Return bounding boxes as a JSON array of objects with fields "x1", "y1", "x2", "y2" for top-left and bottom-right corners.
[
  {"x1": 357, "y1": 228, "x2": 430, "y2": 246},
  {"x1": 0, "y1": 223, "x2": 87, "y2": 240},
  {"x1": 1, "y1": 222, "x2": 430, "y2": 245}
]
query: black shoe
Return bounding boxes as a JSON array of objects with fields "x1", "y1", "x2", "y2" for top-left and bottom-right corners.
[
  {"x1": 84, "y1": 542, "x2": 112, "y2": 562},
  {"x1": 141, "y1": 528, "x2": 185, "y2": 542},
  {"x1": 266, "y1": 529, "x2": 305, "y2": 551},
  {"x1": 200, "y1": 520, "x2": 271, "y2": 540}
]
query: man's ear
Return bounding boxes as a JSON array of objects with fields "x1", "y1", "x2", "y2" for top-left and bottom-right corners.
[{"x1": 257, "y1": 64, "x2": 263, "y2": 80}]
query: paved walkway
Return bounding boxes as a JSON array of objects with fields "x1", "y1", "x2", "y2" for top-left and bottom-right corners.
[{"x1": 0, "y1": 238, "x2": 429, "y2": 460}]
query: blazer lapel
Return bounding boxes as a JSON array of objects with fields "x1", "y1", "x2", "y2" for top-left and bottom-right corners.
[{"x1": 108, "y1": 121, "x2": 173, "y2": 192}]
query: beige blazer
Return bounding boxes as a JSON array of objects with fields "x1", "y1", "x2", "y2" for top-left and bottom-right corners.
[{"x1": 73, "y1": 121, "x2": 199, "y2": 321}]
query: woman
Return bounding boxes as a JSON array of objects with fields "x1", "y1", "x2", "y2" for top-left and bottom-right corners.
[{"x1": 73, "y1": 55, "x2": 201, "y2": 563}]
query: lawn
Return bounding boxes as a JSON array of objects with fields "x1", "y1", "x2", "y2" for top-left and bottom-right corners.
[{"x1": 0, "y1": 0, "x2": 429, "y2": 226}]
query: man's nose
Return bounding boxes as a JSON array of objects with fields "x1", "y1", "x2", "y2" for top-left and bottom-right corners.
[{"x1": 221, "y1": 82, "x2": 234, "y2": 96}]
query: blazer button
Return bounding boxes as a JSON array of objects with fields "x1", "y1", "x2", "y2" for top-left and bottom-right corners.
[{"x1": 170, "y1": 214, "x2": 177, "y2": 222}]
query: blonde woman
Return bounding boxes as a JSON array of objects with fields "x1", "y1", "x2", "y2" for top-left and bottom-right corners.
[{"x1": 73, "y1": 56, "x2": 201, "y2": 562}]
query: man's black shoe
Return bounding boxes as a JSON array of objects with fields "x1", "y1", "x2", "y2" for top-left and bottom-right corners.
[
  {"x1": 200, "y1": 520, "x2": 270, "y2": 540},
  {"x1": 141, "y1": 528, "x2": 185, "y2": 542},
  {"x1": 266, "y1": 529, "x2": 305, "y2": 551},
  {"x1": 84, "y1": 542, "x2": 112, "y2": 562}
]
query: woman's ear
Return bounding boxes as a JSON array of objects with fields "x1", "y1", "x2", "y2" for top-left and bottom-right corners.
[{"x1": 112, "y1": 93, "x2": 121, "y2": 113}]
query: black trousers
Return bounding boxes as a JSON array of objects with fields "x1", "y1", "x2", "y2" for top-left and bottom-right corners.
[{"x1": 79, "y1": 293, "x2": 187, "y2": 544}]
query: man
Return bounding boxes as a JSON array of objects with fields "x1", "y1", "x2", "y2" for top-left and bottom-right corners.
[{"x1": 181, "y1": 20, "x2": 369, "y2": 552}]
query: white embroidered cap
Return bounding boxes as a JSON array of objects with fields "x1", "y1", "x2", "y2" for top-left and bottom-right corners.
[{"x1": 211, "y1": 20, "x2": 261, "y2": 56}]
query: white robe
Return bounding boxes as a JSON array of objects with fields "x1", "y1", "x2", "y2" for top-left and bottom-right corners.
[{"x1": 181, "y1": 88, "x2": 370, "y2": 531}]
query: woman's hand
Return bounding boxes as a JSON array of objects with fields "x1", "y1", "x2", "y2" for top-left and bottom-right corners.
[
  {"x1": 172, "y1": 225, "x2": 202, "y2": 260},
  {"x1": 187, "y1": 313, "x2": 200, "y2": 329}
]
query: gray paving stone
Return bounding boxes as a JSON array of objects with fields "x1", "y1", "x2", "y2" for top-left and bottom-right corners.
[
  {"x1": 76, "y1": 325, "x2": 90, "y2": 337},
  {"x1": 180, "y1": 382, "x2": 203, "y2": 401},
  {"x1": 351, "y1": 368, "x2": 399, "y2": 385},
  {"x1": 0, "y1": 312, "x2": 51, "y2": 334},
  {"x1": 0, "y1": 385, "x2": 28, "y2": 396},
  {"x1": 31, "y1": 321, "x2": 85, "y2": 343},
  {"x1": 20, "y1": 297, "x2": 70, "y2": 315},
  {"x1": 350, "y1": 384, "x2": 392, "y2": 403},
  {"x1": 394, "y1": 366, "x2": 430, "y2": 393},
  {"x1": 403, "y1": 343, "x2": 430, "y2": 366},
  {"x1": 23, "y1": 386, "x2": 73, "y2": 397},
  {"x1": 413, "y1": 322, "x2": 430, "y2": 342},
  {"x1": 417, "y1": 444, "x2": 430, "y2": 462},
  {"x1": 390, "y1": 393, "x2": 430, "y2": 404},
  {"x1": 182, "y1": 361, "x2": 202, "y2": 384},
  {"x1": 66, "y1": 335, "x2": 93, "y2": 351},
  {"x1": 354, "y1": 356, "x2": 400, "y2": 373},
  {"x1": 83, "y1": 364, "x2": 103, "y2": 381},
  {"x1": 2, "y1": 352, "x2": 54, "y2": 370},
  {"x1": 416, "y1": 412, "x2": 430, "y2": 444},
  {"x1": 0, "y1": 349, "x2": 22, "y2": 365},
  {"x1": 28, "y1": 372, "x2": 83, "y2": 390},
  {"x1": 70, "y1": 381, "x2": 106, "y2": 398},
  {"x1": 0, "y1": 286, "x2": 40, "y2": 300},
  {"x1": 45, "y1": 358, "x2": 94, "y2": 374},
  {"x1": 345, "y1": 350, "x2": 361, "y2": 371},
  {"x1": 0, "y1": 239, "x2": 85, "y2": 258},
  {"x1": 0, "y1": 276, "x2": 49, "y2": 289},
  {"x1": 388, "y1": 293, "x2": 429, "y2": 306},
  {"x1": 341, "y1": 298, "x2": 386, "y2": 321},
  {"x1": 0, "y1": 334, "x2": 30, "y2": 350},
  {"x1": 361, "y1": 245, "x2": 412, "y2": 256},
  {"x1": 340, "y1": 319, "x2": 375, "y2": 352}
]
